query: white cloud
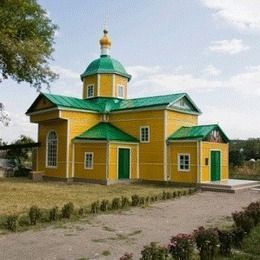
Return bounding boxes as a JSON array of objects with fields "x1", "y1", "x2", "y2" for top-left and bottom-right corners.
[
  {"x1": 201, "y1": 0, "x2": 260, "y2": 31},
  {"x1": 209, "y1": 39, "x2": 250, "y2": 55},
  {"x1": 202, "y1": 65, "x2": 222, "y2": 76}
]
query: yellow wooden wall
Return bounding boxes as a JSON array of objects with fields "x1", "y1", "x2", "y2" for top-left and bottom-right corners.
[
  {"x1": 37, "y1": 119, "x2": 68, "y2": 178},
  {"x1": 83, "y1": 75, "x2": 98, "y2": 99},
  {"x1": 60, "y1": 111, "x2": 100, "y2": 178},
  {"x1": 108, "y1": 143, "x2": 138, "y2": 180},
  {"x1": 201, "y1": 142, "x2": 229, "y2": 182},
  {"x1": 110, "y1": 110, "x2": 165, "y2": 181},
  {"x1": 30, "y1": 110, "x2": 60, "y2": 123},
  {"x1": 99, "y1": 74, "x2": 113, "y2": 97},
  {"x1": 74, "y1": 143, "x2": 107, "y2": 180},
  {"x1": 168, "y1": 142, "x2": 198, "y2": 183},
  {"x1": 166, "y1": 110, "x2": 198, "y2": 137}
]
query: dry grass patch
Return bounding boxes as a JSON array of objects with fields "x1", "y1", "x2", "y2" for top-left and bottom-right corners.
[{"x1": 0, "y1": 178, "x2": 188, "y2": 215}]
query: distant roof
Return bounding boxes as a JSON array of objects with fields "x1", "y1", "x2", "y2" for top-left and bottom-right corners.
[
  {"x1": 168, "y1": 124, "x2": 229, "y2": 142},
  {"x1": 80, "y1": 55, "x2": 131, "y2": 80},
  {"x1": 26, "y1": 92, "x2": 201, "y2": 115},
  {"x1": 74, "y1": 122, "x2": 138, "y2": 142}
]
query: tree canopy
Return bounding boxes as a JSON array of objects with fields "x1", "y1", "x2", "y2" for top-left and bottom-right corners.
[{"x1": 0, "y1": 0, "x2": 58, "y2": 89}]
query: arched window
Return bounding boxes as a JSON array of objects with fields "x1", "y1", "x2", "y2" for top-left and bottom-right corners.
[{"x1": 46, "y1": 131, "x2": 57, "y2": 167}]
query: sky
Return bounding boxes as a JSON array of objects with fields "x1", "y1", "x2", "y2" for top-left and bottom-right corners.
[{"x1": 1, "y1": 0, "x2": 260, "y2": 142}]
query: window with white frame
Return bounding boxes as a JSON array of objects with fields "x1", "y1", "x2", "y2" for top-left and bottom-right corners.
[
  {"x1": 46, "y1": 131, "x2": 57, "y2": 167},
  {"x1": 178, "y1": 154, "x2": 190, "y2": 171},
  {"x1": 84, "y1": 152, "x2": 93, "y2": 169},
  {"x1": 117, "y1": 85, "x2": 124, "y2": 98},
  {"x1": 140, "y1": 126, "x2": 150, "y2": 143},
  {"x1": 87, "y1": 85, "x2": 94, "y2": 98}
]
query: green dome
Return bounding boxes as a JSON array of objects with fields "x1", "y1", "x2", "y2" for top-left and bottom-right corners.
[{"x1": 81, "y1": 55, "x2": 131, "y2": 81}]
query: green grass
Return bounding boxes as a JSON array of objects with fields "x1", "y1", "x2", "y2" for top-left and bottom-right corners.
[{"x1": 0, "y1": 177, "x2": 189, "y2": 215}]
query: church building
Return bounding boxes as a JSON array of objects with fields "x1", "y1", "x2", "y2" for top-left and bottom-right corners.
[{"x1": 26, "y1": 29, "x2": 229, "y2": 184}]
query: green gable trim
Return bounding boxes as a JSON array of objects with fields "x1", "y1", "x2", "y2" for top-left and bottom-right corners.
[
  {"x1": 74, "y1": 122, "x2": 139, "y2": 142},
  {"x1": 168, "y1": 124, "x2": 229, "y2": 142},
  {"x1": 26, "y1": 92, "x2": 201, "y2": 115},
  {"x1": 80, "y1": 55, "x2": 131, "y2": 81}
]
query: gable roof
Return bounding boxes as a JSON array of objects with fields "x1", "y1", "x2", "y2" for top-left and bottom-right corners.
[
  {"x1": 168, "y1": 124, "x2": 229, "y2": 142},
  {"x1": 26, "y1": 92, "x2": 201, "y2": 115},
  {"x1": 74, "y1": 122, "x2": 138, "y2": 142}
]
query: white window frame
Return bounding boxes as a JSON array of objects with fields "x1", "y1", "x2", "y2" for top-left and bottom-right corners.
[
  {"x1": 117, "y1": 85, "x2": 124, "y2": 98},
  {"x1": 178, "y1": 153, "x2": 190, "y2": 172},
  {"x1": 46, "y1": 130, "x2": 58, "y2": 168},
  {"x1": 84, "y1": 152, "x2": 94, "y2": 170},
  {"x1": 87, "y1": 84, "x2": 94, "y2": 98},
  {"x1": 140, "y1": 126, "x2": 150, "y2": 143}
]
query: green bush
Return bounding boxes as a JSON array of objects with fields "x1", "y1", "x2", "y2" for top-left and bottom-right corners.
[
  {"x1": 90, "y1": 201, "x2": 99, "y2": 214},
  {"x1": 232, "y1": 211, "x2": 255, "y2": 233},
  {"x1": 100, "y1": 199, "x2": 110, "y2": 212},
  {"x1": 217, "y1": 229, "x2": 233, "y2": 257},
  {"x1": 162, "y1": 191, "x2": 167, "y2": 200},
  {"x1": 145, "y1": 196, "x2": 150, "y2": 204},
  {"x1": 172, "y1": 191, "x2": 177, "y2": 198},
  {"x1": 61, "y1": 202, "x2": 74, "y2": 219},
  {"x1": 177, "y1": 191, "x2": 182, "y2": 197},
  {"x1": 169, "y1": 233, "x2": 194, "y2": 260},
  {"x1": 29, "y1": 206, "x2": 41, "y2": 225},
  {"x1": 193, "y1": 226, "x2": 219, "y2": 260},
  {"x1": 140, "y1": 242, "x2": 169, "y2": 260},
  {"x1": 131, "y1": 194, "x2": 140, "y2": 206},
  {"x1": 49, "y1": 206, "x2": 59, "y2": 221},
  {"x1": 232, "y1": 227, "x2": 246, "y2": 248},
  {"x1": 121, "y1": 196, "x2": 130, "y2": 209},
  {"x1": 6, "y1": 215, "x2": 19, "y2": 231},
  {"x1": 78, "y1": 207, "x2": 85, "y2": 216},
  {"x1": 245, "y1": 201, "x2": 260, "y2": 225},
  {"x1": 111, "y1": 198, "x2": 120, "y2": 210}
]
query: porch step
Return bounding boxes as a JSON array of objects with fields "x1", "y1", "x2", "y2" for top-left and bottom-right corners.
[{"x1": 200, "y1": 179, "x2": 260, "y2": 193}]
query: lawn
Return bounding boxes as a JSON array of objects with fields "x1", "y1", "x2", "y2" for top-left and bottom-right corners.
[{"x1": 0, "y1": 178, "x2": 188, "y2": 215}]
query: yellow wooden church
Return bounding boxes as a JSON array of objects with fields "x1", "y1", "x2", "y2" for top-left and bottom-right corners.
[{"x1": 26, "y1": 29, "x2": 229, "y2": 184}]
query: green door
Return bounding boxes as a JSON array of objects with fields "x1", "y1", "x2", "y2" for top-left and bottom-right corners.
[
  {"x1": 118, "y1": 148, "x2": 130, "y2": 179},
  {"x1": 210, "y1": 151, "x2": 221, "y2": 181}
]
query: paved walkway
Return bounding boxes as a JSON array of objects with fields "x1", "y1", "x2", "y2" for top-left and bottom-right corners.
[{"x1": 0, "y1": 190, "x2": 259, "y2": 260}]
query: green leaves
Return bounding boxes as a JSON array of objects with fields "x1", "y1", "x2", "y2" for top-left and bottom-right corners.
[{"x1": 0, "y1": 0, "x2": 58, "y2": 89}]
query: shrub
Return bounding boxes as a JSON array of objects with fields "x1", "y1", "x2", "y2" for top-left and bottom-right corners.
[
  {"x1": 29, "y1": 206, "x2": 41, "y2": 225},
  {"x1": 177, "y1": 191, "x2": 182, "y2": 197},
  {"x1": 172, "y1": 191, "x2": 177, "y2": 198},
  {"x1": 90, "y1": 201, "x2": 99, "y2": 214},
  {"x1": 166, "y1": 192, "x2": 172, "y2": 199},
  {"x1": 193, "y1": 226, "x2": 219, "y2": 260},
  {"x1": 61, "y1": 202, "x2": 74, "y2": 219},
  {"x1": 49, "y1": 206, "x2": 59, "y2": 221},
  {"x1": 6, "y1": 215, "x2": 19, "y2": 231},
  {"x1": 145, "y1": 196, "x2": 150, "y2": 204},
  {"x1": 232, "y1": 227, "x2": 246, "y2": 248},
  {"x1": 140, "y1": 242, "x2": 169, "y2": 260},
  {"x1": 245, "y1": 201, "x2": 260, "y2": 225},
  {"x1": 182, "y1": 190, "x2": 187, "y2": 196},
  {"x1": 111, "y1": 198, "x2": 120, "y2": 210},
  {"x1": 217, "y1": 229, "x2": 233, "y2": 256},
  {"x1": 120, "y1": 252, "x2": 133, "y2": 260},
  {"x1": 139, "y1": 197, "x2": 145, "y2": 206},
  {"x1": 169, "y1": 233, "x2": 194, "y2": 260},
  {"x1": 232, "y1": 211, "x2": 255, "y2": 233},
  {"x1": 131, "y1": 195, "x2": 140, "y2": 206},
  {"x1": 121, "y1": 196, "x2": 130, "y2": 209},
  {"x1": 162, "y1": 191, "x2": 167, "y2": 200},
  {"x1": 100, "y1": 200, "x2": 110, "y2": 212},
  {"x1": 78, "y1": 207, "x2": 85, "y2": 216}
]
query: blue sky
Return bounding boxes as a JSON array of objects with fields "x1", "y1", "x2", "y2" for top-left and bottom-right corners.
[{"x1": 1, "y1": 0, "x2": 260, "y2": 142}]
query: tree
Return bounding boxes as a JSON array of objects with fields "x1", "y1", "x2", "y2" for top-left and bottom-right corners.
[
  {"x1": 229, "y1": 150, "x2": 244, "y2": 167},
  {"x1": 0, "y1": 0, "x2": 58, "y2": 124}
]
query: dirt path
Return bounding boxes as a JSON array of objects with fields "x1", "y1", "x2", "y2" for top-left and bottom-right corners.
[{"x1": 0, "y1": 190, "x2": 259, "y2": 260}]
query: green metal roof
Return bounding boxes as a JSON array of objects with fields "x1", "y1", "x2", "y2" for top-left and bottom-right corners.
[
  {"x1": 168, "y1": 124, "x2": 229, "y2": 142},
  {"x1": 74, "y1": 122, "x2": 138, "y2": 142},
  {"x1": 26, "y1": 92, "x2": 201, "y2": 115},
  {"x1": 80, "y1": 55, "x2": 131, "y2": 80}
]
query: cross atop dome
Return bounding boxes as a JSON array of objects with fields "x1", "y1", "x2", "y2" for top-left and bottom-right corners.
[{"x1": 100, "y1": 29, "x2": 111, "y2": 56}]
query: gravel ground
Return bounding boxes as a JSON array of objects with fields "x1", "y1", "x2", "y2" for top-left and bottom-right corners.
[{"x1": 0, "y1": 190, "x2": 259, "y2": 260}]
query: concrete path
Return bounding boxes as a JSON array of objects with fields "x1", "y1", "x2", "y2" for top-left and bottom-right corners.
[{"x1": 0, "y1": 190, "x2": 259, "y2": 260}]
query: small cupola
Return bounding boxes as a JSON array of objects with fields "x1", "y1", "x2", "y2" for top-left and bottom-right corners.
[{"x1": 81, "y1": 29, "x2": 131, "y2": 99}]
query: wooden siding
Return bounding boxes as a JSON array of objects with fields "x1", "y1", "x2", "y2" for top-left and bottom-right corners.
[{"x1": 83, "y1": 75, "x2": 98, "y2": 99}]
